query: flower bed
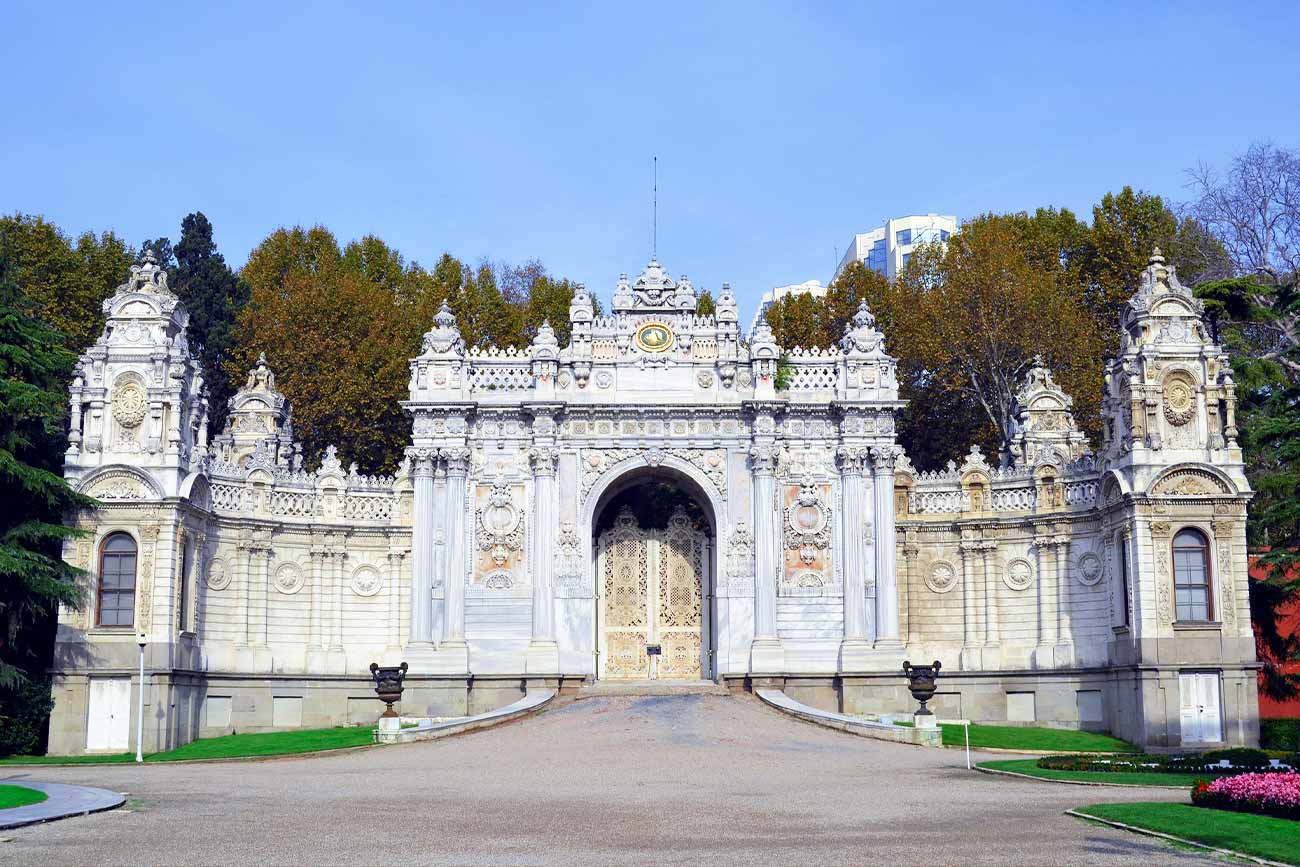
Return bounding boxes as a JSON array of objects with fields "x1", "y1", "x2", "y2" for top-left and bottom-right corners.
[
  {"x1": 1192, "y1": 772, "x2": 1300, "y2": 821},
  {"x1": 1039, "y1": 748, "x2": 1297, "y2": 776}
]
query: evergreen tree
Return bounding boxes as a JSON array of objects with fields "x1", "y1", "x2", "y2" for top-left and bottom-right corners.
[
  {"x1": 0, "y1": 232, "x2": 92, "y2": 750},
  {"x1": 173, "y1": 213, "x2": 249, "y2": 433}
]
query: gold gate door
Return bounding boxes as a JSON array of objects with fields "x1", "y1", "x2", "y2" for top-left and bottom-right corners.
[{"x1": 598, "y1": 508, "x2": 705, "y2": 680}]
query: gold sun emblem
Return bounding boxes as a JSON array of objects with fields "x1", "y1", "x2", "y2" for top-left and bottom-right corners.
[{"x1": 635, "y1": 323, "x2": 674, "y2": 353}]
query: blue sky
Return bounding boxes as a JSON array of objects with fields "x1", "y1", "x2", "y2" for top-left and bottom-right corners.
[{"x1": 3, "y1": 2, "x2": 1298, "y2": 322}]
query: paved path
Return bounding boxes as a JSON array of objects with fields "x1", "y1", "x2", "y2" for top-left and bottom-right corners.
[
  {"x1": 0, "y1": 695, "x2": 1222, "y2": 866},
  {"x1": 0, "y1": 781, "x2": 124, "y2": 830}
]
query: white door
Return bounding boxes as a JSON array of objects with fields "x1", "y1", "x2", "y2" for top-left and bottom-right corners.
[
  {"x1": 1178, "y1": 673, "x2": 1222, "y2": 744},
  {"x1": 87, "y1": 678, "x2": 131, "y2": 751}
]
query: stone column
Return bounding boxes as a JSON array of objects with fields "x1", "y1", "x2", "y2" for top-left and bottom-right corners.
[
  {"x1": 1031, "y1": 532, "x2": 1058, "y2": 669},
  {"x1": 306, "y1": 548, "x2": 326, "y2": 669},
  {"x1": 526, "y1": 446, "x2": 560, "y2": 673},
  {"x1": 980, "y1": 541, "x2": 1001, "y2": 668},
  {"x1": 837, "y1": 446, "x2": 871, "y2": 670},
  {"x1": 437, "y1": 447, "x2": 470, "y2": 672},
  {"x1": 387, "y1": 551, "x2": 404, "y2": 651},
  {"x1": 900, "y1": 532, "x2": 919, "y2": 650},
  {"x1": 749, "y1": 445, "x2": 784, "y2": 671},
  {"x1": 1053, "y1": 535, "x2": 1074, "y2": 665},
  {"x1": 405, "y1": 448, "x2": 437, "y2": 660},
  {"x1": 959, "y1": 540, "x2": 981, "y2": 670},
  {"x1": 331, "y1": 547, "x2": 346, "y2": 652},
  {"x1": 871, "y1": 447, "x2": 901, "y2": 649}
]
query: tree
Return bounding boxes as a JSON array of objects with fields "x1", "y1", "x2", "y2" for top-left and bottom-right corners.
[
  {"x1": 1186, "y1": 143, "x2": 1300, "y2": 701},
  {"x1": 137, "y1": 237, "x2": 175, "y2": 271},
  {"x1": 0, "y1": 214, "x2": 133, "y2": 353},
  {"x1": 899, "y1": 216, "x2": 1103, "y2": 459},
  {"x1": 171, "y1": 213, "x2": 249, "y2": 434},
  {"x1": 764, "y1": 292, "x2": 823, "y2": 349},
  {"x1": 231, "y1": 228, "x2": 423, "y2": 472},
  {"x1": 1082, "y1": 187, "x2": 1230, "y2": 332},
  {"x1": 696, "y1": 290, "x2": 716, "y2": 318},
  {"x1": 0, "y1": 232, "x2": 91, "y2": 751}
]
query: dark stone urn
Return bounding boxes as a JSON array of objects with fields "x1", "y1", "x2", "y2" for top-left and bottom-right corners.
[
  {"x1": 370, "y1": 661, "x2": 408, "y2": 718},
  {"x1": 902, "y1": 659, "x2": 942, "y2": 716}
]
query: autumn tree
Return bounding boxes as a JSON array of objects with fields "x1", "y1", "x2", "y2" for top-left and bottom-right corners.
[
  {"x1": 231, "y1": 227, "x2": 423, "y2": 472},
  {"x1": 897, "y1": 216, "x2": 1103, "y2": 461},
  {"x1": 0, "y1": 214, "x2": 133, "y2": 353},
  {"x1": 696, "y1": 289, "x2": 716, "y2": 317}
]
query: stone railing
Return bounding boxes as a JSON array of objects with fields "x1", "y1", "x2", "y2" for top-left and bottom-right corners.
[
  {"x1": 780, "y1": 347, "x2": 843, "y2": 396},
  {"x1": 904, "y1": 455, "x2": 1099, "y2": 519},
  {"x1": 204, "y1": 464, "x2": 408, "y2": 527}
]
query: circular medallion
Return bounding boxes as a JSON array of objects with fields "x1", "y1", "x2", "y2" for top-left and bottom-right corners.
[
  {"x1": 350, "y1": 566, "x2": 382, "y2": 597},
  {"x1": 273, "y1": 563, "x2": 304, "y2": 594},
  {"x1": 925, "y1": 561, "x2": 957, "y2": 594},
  {"x1": 1003, "y1": 557, "x2": 1034, "y2": 591},
  {"x1": 1163, "y1": 377, "x2": 1196, "y2": 426},
  {"x1": 635, "y1": 323, "x2": 674, "y2": 353},
  {"x1": 113, "y1": 384, "x2": 147, "y2": 429},
  {"x1": 1077, "y1": 552, "x2": 1103, "y2": 586},
  {"x1": 205, "y1": 558, "x2": 230, "y2": 591}
]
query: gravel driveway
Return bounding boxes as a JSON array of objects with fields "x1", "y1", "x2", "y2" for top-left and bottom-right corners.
[{"x1": 0, "y1": 694, "x2": 1221, "y2": 866}]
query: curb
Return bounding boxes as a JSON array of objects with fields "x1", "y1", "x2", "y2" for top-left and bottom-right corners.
[
  {"x1": 1065, "y1": 808, "x2": 1293, "y2": 867},
  {"x1": 0, "y1": 782, "x2": 125, "y2": 830},
  {"x1": 975, "y1": 765, "x2": 1191, "y2": 789},
  {"x1": 754, "y1": 690, "x2": 943, "y2": 748}
]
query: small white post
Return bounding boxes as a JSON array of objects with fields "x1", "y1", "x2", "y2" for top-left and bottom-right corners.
[
  {"x1": 964, "y1": 720, "x2": 971, "y2": 770},
  {"x1": 136, "y1": 633, "x2": 146, "y2": 763}
]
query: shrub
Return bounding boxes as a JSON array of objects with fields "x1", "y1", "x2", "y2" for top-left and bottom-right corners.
[
  {"x1": 1191, "y1": 771, "x2": 1300, "y2": 821},
  {"x1": 0, "y1": 676, "x2": 54, "y2": 756},
  {"x1": 1174, "y1": 748, "x2": 1272, "y2": 769},
  {"x1": 1261, "y1": 718, "x2": 1300, "y2": 752}
]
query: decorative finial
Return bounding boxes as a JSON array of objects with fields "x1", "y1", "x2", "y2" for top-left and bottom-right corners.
[
  {"x1": 141, "y1": 248, "x2": 158, "y2": 266},
  {"x1": 1149, "y1": 247, "x2": 1165, "y2": 266}
]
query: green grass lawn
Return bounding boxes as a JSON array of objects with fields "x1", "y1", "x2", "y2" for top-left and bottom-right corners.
[
  {"x1": 0, "y1": 725, "x2": 377, "y2": 765},
  {"x1": 918, "y1": 722, "x2": 1135, "y2": 752},
  {"x1": 979, "y1": 758, "x2": 1213, "y2": 787},
  {"x1": 0, "y1": 784, "x2": 48, "y2": 809},
  {"x1": 1074, "y1": 802, "x2": 1300, "y2": 865}
]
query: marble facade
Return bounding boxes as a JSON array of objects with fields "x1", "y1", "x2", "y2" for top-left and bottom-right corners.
[{"x1": 46, "y1": 250, "x2": 1259, "y2": 754}]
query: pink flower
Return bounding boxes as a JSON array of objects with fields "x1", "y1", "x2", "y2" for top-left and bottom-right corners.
[{"x1": 1200, "y1": 772, "x2": 1300, "y2": 812}]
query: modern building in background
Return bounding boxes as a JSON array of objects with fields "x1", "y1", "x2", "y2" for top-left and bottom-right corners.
[
  {"x1": 834, "y1": 213, "x2": 958, "y2": 282},
  {"x1": 748, "y1": 279, "x2": 827, "y2": 335}
]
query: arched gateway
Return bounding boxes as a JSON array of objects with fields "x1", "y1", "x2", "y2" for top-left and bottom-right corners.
[
  {"x1": 49, "y1": 251, "x2": 1261, "y2": 756},
  {"x1": 591, "y1": 467, "x2": 716, "y2": 680}
]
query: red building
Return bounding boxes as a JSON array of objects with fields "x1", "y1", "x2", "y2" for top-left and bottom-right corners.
[{"x1": 1251, "y1": 555, "x2": 1300, "y2": 718}]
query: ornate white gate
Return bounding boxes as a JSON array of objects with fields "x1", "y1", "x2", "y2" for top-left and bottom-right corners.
[{"x1": 597, "y1": 508, "x2": 709, "y2": 680}]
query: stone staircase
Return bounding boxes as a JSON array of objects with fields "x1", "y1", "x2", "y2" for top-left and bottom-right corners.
[{"x1": 571, "y1": 679, "x2": 732, "y2": 699}]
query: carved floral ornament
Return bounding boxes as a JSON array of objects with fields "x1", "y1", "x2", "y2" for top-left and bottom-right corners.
[
  {"x1": 350, "y1": 565, "x2": 382, "y2": 596},
  {"x1": 1002, "y1": 557, "x2": 1034, "y2": 591},
  {"x1": 1163, "y1": 372, "x2": 1197, "y2": 426},
  {"x1": 926, "y1": 560, "x2": 958, "y2": 594},
  {"x1": 112, "y1": 382, "x2": 147, "y2": 429},
  {"x1": 784, "y1": 482, "x2": 831, "y2": 565},
  {"x1": 206, "y1": 557, "x2": 230, "y2": 590},
  {"x1": 1151, "y1": 468, "x2": 1231, "y2": 497},
  {"x1": 477, "y1": 482, "x2": 524, "y2": 568},
  {"x1": 1076, "y1": 552, "x2": 1103, "y2": 586},
  {"x1": 274, "y1": 562, "x2": 304, "y2": 594}
]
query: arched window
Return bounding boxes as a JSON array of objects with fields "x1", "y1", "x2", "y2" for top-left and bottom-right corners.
[
  {"x1": 1172, "y1": 528, "x2": 1213, "y2": 622},
  {"x1": 97, "y1": 533, "x2": 137, "y2": 627}
]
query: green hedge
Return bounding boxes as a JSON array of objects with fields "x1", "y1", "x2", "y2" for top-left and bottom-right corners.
[
  {"x1": 1261, "y1": 718, "x2": 1300, "y2": 752},
  {"x1": 1038, "y1": 748, "x2": 1299, "y2": 775}
]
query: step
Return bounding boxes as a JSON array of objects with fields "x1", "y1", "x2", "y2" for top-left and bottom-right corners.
[{"x1": 574, "y1": 679, "x2": 731, "y2": 698}]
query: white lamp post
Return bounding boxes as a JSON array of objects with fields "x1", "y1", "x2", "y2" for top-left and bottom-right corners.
[{"x1": 136, "y1": 632, "x2": 146, "y2": 763}]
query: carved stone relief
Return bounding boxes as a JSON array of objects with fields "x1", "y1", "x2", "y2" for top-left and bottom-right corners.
[
  {"x1": 926, "y1": 560, "x2": 958, "y2": 594},
  {"x1": 1002, "y1": 557, "x2": 1034, "y2": 591}
]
